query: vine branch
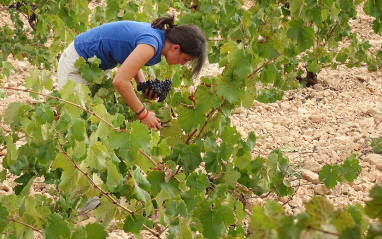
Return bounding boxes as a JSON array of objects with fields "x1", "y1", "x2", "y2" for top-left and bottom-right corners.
[
  {"x1": 9, "y1": 218, "x2": 43, "y2": 235},
  {"x1": 247, "y1": 53, "x2": 283, "y2": 79},
  {"x1": 54, "y1": 133, "x2": 134, "y2": 215},
  {"x1": 0, "y1": 86, "x2": 121, "y2": 133}
]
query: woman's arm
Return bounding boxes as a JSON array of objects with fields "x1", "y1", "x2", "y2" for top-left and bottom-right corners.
[
  {"x1": 113, "y1": 44, "x2": 161, "y2": 130},
  {"x1": 134, "y1": 69, "x2": 145, "y2": 84}
]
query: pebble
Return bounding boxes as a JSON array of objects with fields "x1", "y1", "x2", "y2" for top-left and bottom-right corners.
[
  {"x1": 364, "y1": 154, "x2": 382, "y2": 170},
  {"x1": 300, "y1": 169, "x2": 320, "y2": 184}
]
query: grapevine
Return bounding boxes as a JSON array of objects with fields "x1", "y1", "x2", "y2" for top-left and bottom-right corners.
[{"x1": 0, "y1": 0, "x2": 382, "y2": 238}]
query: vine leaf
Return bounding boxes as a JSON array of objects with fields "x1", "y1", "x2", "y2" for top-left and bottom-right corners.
[
  {"x1": 179, "y1": 144, "x2": 202, "y2": 174},
  {"x1": 319, "y1": 165, "x2": 341, "y2": 189},
  {"x1": 287, "y1": 19, "x2": 314, "y2": 52},
  {"x1": 106, "y1": 160, "x2": 121, "y2": 189},
  {"x1": 84, "y1": 223, "x2": 109, "y2": 239},
  {"x1": 365, "y1": 183, "x2": 382, "y2": 222},
  {"x1": 217, "y1": 81, "x2": 245, "y2": 104},
  {"x1": 305, "y1": 196, "x2": 334, "y2": 228},
  {"x1": 43, "y1": 213, "x2": 71, "y2": 239},
  {"x1": 85, "y1": 142, "x2": 108, "y2": 170},
  {"x1": 0, "y1": 202, "x2": 9, "y2": 233},
  {"x1": 186, "y1": 172, "x2": 210, "y2": 193},
  {"x1": 232, "y1": 49, "x2": 253, "y2": 79},
  {"x1": 194, "y1": 201, "x2": 234, "y2": 239},
  {"x1": 178, "y1": 107, "x2": 205, "y2": 133},
  {"x1": 249, "y1": 201, "x2": 284, "y2": 238},
  {"x1": 123, "y1": 214, "x2": 145, "y2": 234},
  {"x1": 132, "y1": 167, "x2": 151, "y2": 203}
]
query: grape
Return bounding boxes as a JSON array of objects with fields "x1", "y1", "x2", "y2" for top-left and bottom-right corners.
[
  {"x1": 137, "y1": 78, "x2": 172, "y2": 102},
  {"x1": 284, "y1": 2, "x2": 290, "y2": 9}
]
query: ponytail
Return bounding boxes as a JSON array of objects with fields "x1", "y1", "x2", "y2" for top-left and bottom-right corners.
[
  {"x1": 151, "y1": 14, "x2": 177, "y2": 30},
  {"x1": 152, "y1": 14, "x2": 207, "y2": 79}
]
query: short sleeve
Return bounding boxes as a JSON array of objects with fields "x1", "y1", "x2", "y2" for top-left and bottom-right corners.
[{"x1": 136, "y1": 34, "x2": 160, "y2": 53}]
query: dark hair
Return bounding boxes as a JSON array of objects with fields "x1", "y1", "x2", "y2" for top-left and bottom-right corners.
[{"x1": 152, "y1": 14, "x2": 207, "y2": 79}]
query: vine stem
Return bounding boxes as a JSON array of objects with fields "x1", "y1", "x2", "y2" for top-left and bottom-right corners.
[
  {"x1": 9, "y1": 218, "x2": 43, "y2": 235},
  {"x1": 54, "y1": 134, "x2": 160, "y2": 237},
  {"x1": 138, "y1": 148, "x2": 158, "y2": 168},
  {"x1": 306, "y1": 226, "x2": 340, "y2": 236},
  {"x1": 0, "y1": 86, "x2": 121, "y2": 133},
  {"x1": 247, "y1": 53, "x2": 283, "y2": 79},
  {"x1": 54, "y1": 133, "x2": 134, "y2": 215}
]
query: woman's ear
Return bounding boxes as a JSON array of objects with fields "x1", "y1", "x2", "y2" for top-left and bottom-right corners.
[{"x1": 171, "y1": 44, "x2": 181, "y2": 53}]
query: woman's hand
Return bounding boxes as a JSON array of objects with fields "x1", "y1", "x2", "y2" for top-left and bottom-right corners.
[
  {"x1": 138, "y1": 109, "x2": 161, "y2": 130},
  {"x1": 142, "y1": 88, "x2": 158, "y2": 100}
]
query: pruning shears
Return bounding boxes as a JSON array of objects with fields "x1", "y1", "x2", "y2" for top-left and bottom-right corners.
[{"x1": 159, "y1": 119, "x2": 171, "y2": 128}]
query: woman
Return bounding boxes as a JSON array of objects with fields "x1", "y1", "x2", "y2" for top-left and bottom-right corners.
[{"x1": 57, "y1": 14, "x2": 207, "y2": 130}]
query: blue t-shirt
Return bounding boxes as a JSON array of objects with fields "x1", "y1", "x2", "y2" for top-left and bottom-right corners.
[{"x1": 74, "y1": 21, "x2": 165, "y2": 70}]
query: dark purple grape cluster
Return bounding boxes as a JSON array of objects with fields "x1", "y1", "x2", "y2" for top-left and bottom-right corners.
[{"x1": 137, "y1": 78, "x2": 172, "y2": 102}]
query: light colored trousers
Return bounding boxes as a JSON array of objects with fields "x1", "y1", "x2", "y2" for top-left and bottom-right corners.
[{"x1": 57, "y1": 42, "x2": 88, "y2": 89}]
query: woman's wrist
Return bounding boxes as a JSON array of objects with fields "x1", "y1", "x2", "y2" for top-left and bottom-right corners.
[
  {"x1": 138, "y1": 109, "x2": 149, "y2": 121},
  {"x1": 135, "y1": 105, "x2": 146, "y2": 116}
]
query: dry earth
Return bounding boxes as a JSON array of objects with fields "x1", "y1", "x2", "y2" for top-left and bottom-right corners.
[{"x1": 0, "y1": 2, "x2": 382, "y2": 238}]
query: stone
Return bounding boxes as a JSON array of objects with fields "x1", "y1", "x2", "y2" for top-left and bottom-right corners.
[
  {"x1": 288, "y1": 198, "x2": 303, "y2": 208},
  {"x1": 364, "y1": 154, "x2": 382, "y2": 170},
  {"x1": 314, "y1": 185, "x2": 327, "y2": 195},
  {"x1": 303, "y1": 160, "x2": 322, "y2": 173},
  {"x1": 300, "y1": 169, "x2": 320, "y2": 184}
]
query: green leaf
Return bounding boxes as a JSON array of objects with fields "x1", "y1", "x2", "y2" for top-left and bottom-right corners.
[
  {"x1": 95, "y1": 197, "x2": 117, "y2": 228},
  {"x1": 178, "y1": 107, "x2": 206, "y2": 133},
  {"x1": 186, "y1": 172, "x2": 210, "y2": 192},
  {"x1": 0, "y1": 202, "x2": 9, "y2": 233},
  {"x1": 85, "y1": 223, "x2": 108, "y2": 239},
  {"x1": 287, "y1": 19, "x2": 315, "y2": 52},
  {"x1": 195, "y1": 85, "x2": 214, "y2": 114},
  {"x1": 342, "y1": 154, "x2": 361, "y2": 182},
  {"x1": 319, "y1": 164, "x2": 341, "y2": 189},
  {"x1": 223, "y1": 166, "x2": 241, "y2": 187},
  {"x1": 217, "y1": 81, "x2": 245, "y2": 104},
  {"x1": 179, "y1": 144, "x2": 203, "y2": 174},
  {"x1": 35, "y1": 140, "x2": 56, "y2": 165},
  {"x1": 365, "y1": 183, "x2": 382, "y2": 222},
  {"x1": 35, "y1": 104, "x2": 54, "y2": 125},
  {"x1": 305, "y1": 196, "x2": 334, "y2": 228},
  {"x1": 330, "y1": 209, "x2": 355, "y2": 233},
  {"x1": 4, "y1": 102, "x2": 26, "y2": 125},
  {"x1": 232, "y1": 49, "x2": 253, "y2": 79},
  {"x1": 69, "y1": 119, "x2": 87, "y2": 142},
  {"x1": 121, "y1": 121, "x2": 151, "y2": 165},
  {"x1": 55, "y1": 111, "x2": 72, "y2": 132},
  {"x1": 194, "y1": 201, "x2": 234, "y2": 239},
  {"x1": 233, "y1": 146, "x2": 251, "y2": 170},
  {"x1": 371, "y1": 138, "x2": 382, "y2": 154},
  {"x1": 52, "y1": 153, "x2": 84, "y2": 193},
  {"x1": 250, "y1": 202, "x2": 283, "y2": 236},
  {"x1": 132, "y1": 167, "x2": 151, "y2": 203},
  {"x1": 5, "y1": 135, "x2": 18, "y2": 166},
  {"x1": 85, "y1": 142, "x2": 108, "y2": 170},
  {"x1": 43, "y1": 213, "x2": 71, "y2": 239},
  {"x1": 260, "y1": 63, "x2": 278, "y2": 84},
  {"x1": 2, "y1": 61, "x2": 14, "y2": 78},
  {"x1": 106, "y1": 160, "x2": 121, "y2": 189},
  {"x1": 165, "y1": 199, "x2": 188, "y2": 218},
  {"x1": 123, "y1": 214, "x2": 145, "y2": 234}
]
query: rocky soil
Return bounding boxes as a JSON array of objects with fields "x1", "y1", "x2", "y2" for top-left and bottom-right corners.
[{"x1": 0, "y1": 2, "x2": 382, "y2": 238}]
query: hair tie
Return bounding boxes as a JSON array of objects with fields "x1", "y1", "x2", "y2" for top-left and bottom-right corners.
[{"x1": 169, "y1": 23, "x2": 177, "y2": 29}]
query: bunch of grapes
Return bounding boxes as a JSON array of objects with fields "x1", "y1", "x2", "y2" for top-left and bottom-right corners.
[{"x1": 137, "y1": 78, "x2": 172, "y2": 102}]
